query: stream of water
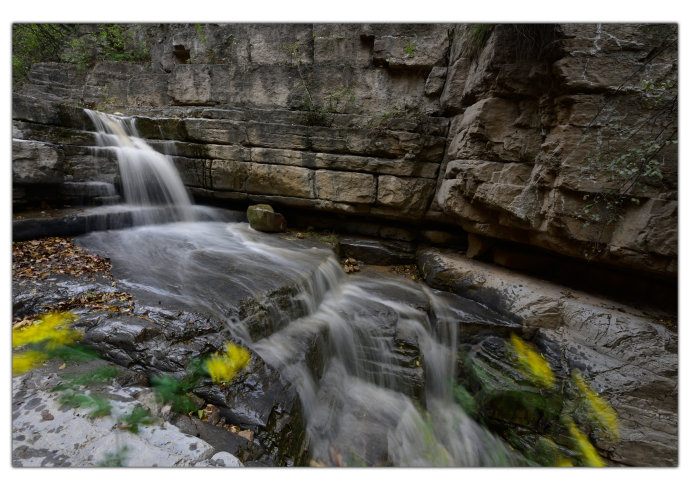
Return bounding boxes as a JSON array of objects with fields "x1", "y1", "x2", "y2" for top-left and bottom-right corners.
[{"x1": 80, "y1": 110, "x2": 519, "y2": 466}]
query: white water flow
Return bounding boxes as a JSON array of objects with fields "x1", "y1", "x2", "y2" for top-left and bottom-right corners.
[
  {"x1": 85, "y1": 109, "x2": 195, "y2": 223},
  {"x1": 80, "y1": 110, "x2": 518, "y2": 466}
]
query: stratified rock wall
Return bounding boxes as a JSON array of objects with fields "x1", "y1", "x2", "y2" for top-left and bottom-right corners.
[
  {"x1": 12, "y1": 23, "x2": 678, "y2": 281},
  {"x1": 436, "y1": 24, "x2": 677, "y2": 279}
]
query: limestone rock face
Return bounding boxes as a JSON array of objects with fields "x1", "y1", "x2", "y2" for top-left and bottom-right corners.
[
  {"x1": 12, "y1": 367, "x2": 244, "y2": 467},
  {"x1": 315, "y1": 170, "x2": 376, "y2": 204},
  {"x1": 12, "y1": 139, "x2": 62, "y2": 184},
  {"x1": 10, "y1": 23, "x2": 679, "y2": 467},
  {"x1": 376, "y1": 175, "x2": 436, "y2": 216}
]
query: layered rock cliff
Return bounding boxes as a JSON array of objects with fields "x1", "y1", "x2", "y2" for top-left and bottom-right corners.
[{"x1": 12, "y1": 23, "x2": 678, "y2": 300}]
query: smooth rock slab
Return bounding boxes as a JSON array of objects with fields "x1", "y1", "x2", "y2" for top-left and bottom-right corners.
[{"x1": 12, "y1": 369, "x2": 243, "y2": 467}]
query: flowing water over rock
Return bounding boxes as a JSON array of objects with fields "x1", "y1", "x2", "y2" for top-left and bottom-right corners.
[
  {"x1": 84, "y1": 109, "x2": 195, "y2": 224},
  {"x1": 74, "y1": 110, "x2": 524, "y2": 466}
]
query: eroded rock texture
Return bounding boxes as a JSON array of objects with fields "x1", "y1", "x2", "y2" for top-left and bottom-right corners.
[{"x1": 435, "y1": 24, "x2": 677, "y2": 280}]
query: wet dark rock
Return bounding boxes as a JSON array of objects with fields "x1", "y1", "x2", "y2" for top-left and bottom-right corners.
[
  {"x1": 171, "y1": 414, "x2": 269, "y2": 465},
  {"x1": 338, "y1": 236, "x2": 416, "y2": 265},
  {"x1": 12, "y1": 274, "x2": 117, "y2": 318},
  {"x1": 61, "y1": 182, "x2": 120, "y2": 206},
  {"x1": 13, "y1": 208, "x2": 136, "y2": 241},
  {"x1": 79, "y1": 307, "x2": 306, "y2": 465},
  {"x1": 12, "y1": 241, "x2": 311, "y2": 466}
]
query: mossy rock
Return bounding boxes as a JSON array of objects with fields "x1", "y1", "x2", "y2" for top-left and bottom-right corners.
[{"x1": 247, "y1": 204, "x2": 287, "y2": 233}]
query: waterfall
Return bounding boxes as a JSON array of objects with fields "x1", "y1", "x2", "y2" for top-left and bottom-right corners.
[
  {"x1": 252, "y1": 272, "x2": 515, "y2": 466},
  {"x1": 79, "y1": 110, "x2": 518, "y2": 466},
  {"x1": 85, "y1": 109, "x2": 195, "y2": 224}
]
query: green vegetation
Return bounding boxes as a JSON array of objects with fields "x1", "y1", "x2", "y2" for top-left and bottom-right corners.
[
  {"x1": 12, "y1": 24, "x2": 76, "y2": 87},
  {"x1": 459, "y1": 24, "x2": 494, "y2": 60},
  {"x1": 194, "y1": 23, "x2": 207, "y2": 45},
  {"x1": 13, "y1": 311, "x2": 251, "y2": 455},
  {"x1": 118, "y1": 406, "x2": 157, "y2": 434},
  {"x1": 364, "y1": 106, "x2": 408, "y2": 130},
  {"x1": 577, "y1": 28, "x2": 677, "y2": 257},
  {"x1": 59, "y1": 390, "x2": 113, "y2": 418},
  {"x1": 404, "y1": 35, "x2": 417, "y2": 57},
  {"x1": 191, "y1": 23, "x2": 227, "y2": 63},
  {"x1": 12, "y1": 311, "x2": 96, "y2": 374},
  {"x1": 12, "y1": 23, "x2": 149, "y2": 87},
  {"x1": 455, "y1": 334, "x2": 620, "y2": 466},
  {"x1": 324, "y1": 85, "x2": 357, "y2": 113},
  {"x1": 98, "y1": 446, "x2": 130, "y2": 467},
  {"x1": 61, "y1": 24, "x2": 149, "y2": 73},
  {"x1": 284, "y1": 40, "x2": 318, "y2": 120},
  {"x1": 460, "y1": 24, "x2": 556, "y2": 61}
]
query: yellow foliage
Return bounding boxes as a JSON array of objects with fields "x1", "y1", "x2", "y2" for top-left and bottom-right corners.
[
  {"x1": 204, "y1": 342, "x2": 251, "y2": 384},
  {"x1": 12, "y1": 312, "x2": 81, "y2": 375},
  {"x1": 13, "y1": 350, "x2": 49, "y2": 375},
  {"x1": 12, "y1": 312, "x2": 80, "y2": 350},
  {"x1": 508, "y1": 334, "x2": 556, "y2": 389},
  {"x1": 555, "y1": 458, "x2": 574, "y2": 467},
  {"x1": 567, "y1": 419, "x2": 606, "y2": 467},
  {"x1": 572, "y1": 369, "x2": 620, "y2": 441}
]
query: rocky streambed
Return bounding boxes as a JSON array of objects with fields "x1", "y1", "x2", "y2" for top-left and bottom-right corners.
[{"x1": 11, "y1": 208, "x2": 677, "y2": 467}]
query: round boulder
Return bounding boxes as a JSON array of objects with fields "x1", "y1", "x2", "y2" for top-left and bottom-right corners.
[{"x1": 246, "y1": 204, "x2": 287, "y2": 233}]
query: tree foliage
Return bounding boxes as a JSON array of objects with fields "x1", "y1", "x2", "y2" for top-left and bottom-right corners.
[
  {"x1": 12, "y1": 23, "x2": 76, "y2": 87},
  {"x1": 12, "y1": 23, "x2": 149, "y2": 88}
]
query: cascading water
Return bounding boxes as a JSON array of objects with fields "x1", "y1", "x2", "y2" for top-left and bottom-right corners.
[
  {"x1": 85, "y1": 109, "x2": 195, "y2": 224},
  {"x1": 78, "y1": 110, "x2": 519, "y2": 466}
]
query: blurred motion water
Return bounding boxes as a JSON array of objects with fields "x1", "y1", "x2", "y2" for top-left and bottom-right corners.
[
  {"x1": 85, "y1": 109, "x2": 195, "y2": 224},
  {"x1": 78, "y1": 110, "x2": 518, "y2": 466}
]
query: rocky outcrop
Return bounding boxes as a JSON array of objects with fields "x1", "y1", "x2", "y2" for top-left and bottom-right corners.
[
  {"x1": 12, "y1": 23, "x2": 677, "y2": 287},
  {"x1": 434, "y1": 24, "x2": 677, "y2": 280},
  {"x1": 417, "y1": 247, "x2": 678, "y2": 466}
]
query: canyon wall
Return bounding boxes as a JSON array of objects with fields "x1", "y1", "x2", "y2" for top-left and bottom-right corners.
[{"x1": 12, "y1": 23, "x2": 678, "y2": 289}]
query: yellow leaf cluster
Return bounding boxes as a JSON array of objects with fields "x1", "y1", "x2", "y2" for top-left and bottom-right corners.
[
  {"x1": 204, "y1": 342, "x2": 251, "y2": 384},
  {"x1": 12, "y1": 312, "x2": 81, "y2": 375},
  {"x1": 567, "y1": 419, "x2": 606, "y2": 467},
  {"x1": 508, "y1": 334, "x2": 556, "y2": 389},
  {"x1": 12, "y1": 350, "x2": 49, "y2": 375},
  {"x1": 13, "y1": 312, "x2": 80, "y2": 350},
  {"x1": 572, "y1": 369, "x2": 620, "y2": 441}
]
